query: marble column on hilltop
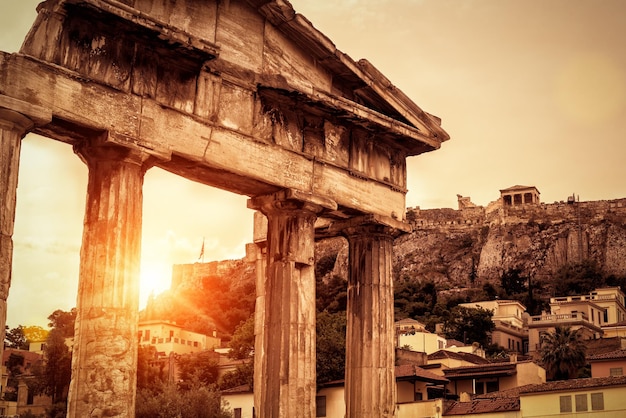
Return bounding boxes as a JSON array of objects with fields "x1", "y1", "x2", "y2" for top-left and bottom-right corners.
[
  {"x1": 67, "y1": 141, "x2": 152, "y2": 418},
  {"x1": 248, "y1": 190, "x2": 336, "y2": 418},
  {"x1": 0, "y1": 95, "x2": 51, "y2": 368}
]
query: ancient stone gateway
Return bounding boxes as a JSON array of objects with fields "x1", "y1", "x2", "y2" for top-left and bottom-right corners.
[{"x1": 0, "y1": 1, "x2": 449, "y2": 417}]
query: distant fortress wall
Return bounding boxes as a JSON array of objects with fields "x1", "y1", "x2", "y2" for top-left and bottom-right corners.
[{"x1": 407, "y1": 196, "x2": 626, "y2": 229}]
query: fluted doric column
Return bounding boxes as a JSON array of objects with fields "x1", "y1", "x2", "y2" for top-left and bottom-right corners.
[
  {"x1": 246, "y1": 212, "x2": 268, "y2": 413},
  {"x1": 248, "y1": 189, "x2": 335, "y2": 418},
  {"x1": 339, "y1": 215, "x2": 410, "y2": 418},
  {"x1": 0, "y1": 95, "x2": 51, "y2": 368},
  {"x1": 67, "y1": 142, "x2": 151, "y2": 418}
]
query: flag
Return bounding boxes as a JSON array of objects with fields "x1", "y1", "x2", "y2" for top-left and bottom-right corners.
[{"x1": 198, "y1": 238, "x2": 205, "y2": 262}]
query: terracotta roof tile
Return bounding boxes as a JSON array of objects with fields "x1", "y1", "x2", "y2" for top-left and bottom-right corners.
[
  {"x1": 395, "y1": 364, "x2": 449, "y2": 384},
  {"x1": 588, "y1": 349, "x2": 626, "y2": 361},
  {"x1": 444, "y1": 398, "x2": 520, "y2": 415},
  {"x1": 428, "y1": 350, "x2": 491, "y2": 365},
  {"x1": 475, "y1": 384, "x2": 536, "y2": 399},
  {"x1": 519, "y1": 376, "x2": 626, "y2": 394},
  {"x1": 585, "y1": 337, "x2": 624, "y2": 357}
]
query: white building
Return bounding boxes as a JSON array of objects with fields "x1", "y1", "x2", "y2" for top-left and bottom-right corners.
[{"x1": 138, "y1": 320, "x2": 221, "y2": 355}]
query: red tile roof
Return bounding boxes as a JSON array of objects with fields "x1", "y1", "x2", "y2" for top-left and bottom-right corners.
[
  {"x1": 474, "y1": 384, "x2": 536, "y2": 399},
  {"x1": 395, "y1": 364, "x2": 449, "y2": 384},
  {"x1": 428, "y1": 350, "x2": 491, "y2": 365},
  {"x1": 444, "y1": 398, "x2": 520, "y2": 415},
  {"x1": 587, "y1": 349, "x2": 626, "y2": 361},
  {"x1": 519, "y1": 376, "x2": 626, "y2": 394}
]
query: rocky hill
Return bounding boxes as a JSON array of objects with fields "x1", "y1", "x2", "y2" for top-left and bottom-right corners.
[
  {"x1": 316, "y1": 195, "x2": 626, "y2": 308},
  {"x1": 146, "y1": 194, "x2": 626, "y2": 335},
  {"x1": 396, "y1": 196, "x2": 626, "y2": 288}
]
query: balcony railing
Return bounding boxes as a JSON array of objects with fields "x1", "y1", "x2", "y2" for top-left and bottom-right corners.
[{"x1": 530, "y1": 312, "x2": 589, "y2": 322}]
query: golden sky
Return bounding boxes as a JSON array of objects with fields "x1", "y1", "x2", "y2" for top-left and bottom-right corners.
[{"x1": 1, "y1": 0, "x2": 625, "y2": 327}]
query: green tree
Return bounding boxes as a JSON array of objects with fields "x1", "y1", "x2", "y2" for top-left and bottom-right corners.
[
  {"x1": 220, "y1": 362, "x2": 253, "y2": 390},
  {"x1": 177, "y1": 351, "x2": 220, "y2": 390},
  {"x1": 47, "y1": 308, "x2": 77, "y2": 338},
  {"x1": 540, "y1": 325, "x2": 587, "y2": 381},
  {"x1": 394, "y1": 280, "x2": 438, "y2": 320},
  {"x1": 442, "y1": 306, "x2": 495, "y2": 347},
  {"x1": 29, "y1": 309, "x2": 75, "y2": 406},
  {"x1": 316, "y1": 311, "x2": 346, "y2": 385},
  {"x1": 41, "y1": 327, "x2": 72, "y2": 403},
  {"x1": 137, "y1": 345, "x2": 165, "y2": 391},
  {"x1": 228, "y1": 315, "x2": 255, "y2": 360},
  {"x1": 5, "y1": 325, "x2": 29, "y2": 349},
  {"x1": 501, "y1": 268, "x2": 527, "y2": 296},
  {"x1": 135, "y1": 380, "x2": 230, "y2": 418},
  {"x1": 553, "y1": 260, "x2": 604, "y2": 296}
]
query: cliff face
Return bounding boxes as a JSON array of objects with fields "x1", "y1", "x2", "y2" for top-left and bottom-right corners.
[
  {"x1": 317, "y1": 198, "x2": 626, "y2": 294},
  {"x1": 396, "y1": 198, "x2": 626, "y2": 288}
]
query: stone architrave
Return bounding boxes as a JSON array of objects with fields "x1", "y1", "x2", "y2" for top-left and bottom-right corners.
[
  {"x1": 248, "y1": 189, "x2": 336, "y2": 418},
  {"x1": 333, "y1": 215, "x2": 411, "y2": 418},
  {"x1": 0, "y1": 95, "x2": 51, "y2": 366},
  {"x1": 67, "y1": 142, "x2": 151, "y2": 418}
]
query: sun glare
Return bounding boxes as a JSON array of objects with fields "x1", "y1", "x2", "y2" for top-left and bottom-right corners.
[{"x1": 139, "y1": 262, "x2": 172, "y2": 309}]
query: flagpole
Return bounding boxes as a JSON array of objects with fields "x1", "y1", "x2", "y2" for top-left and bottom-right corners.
[{"x1": 198, "y1": 237, "x2": 205, "y2": 263}]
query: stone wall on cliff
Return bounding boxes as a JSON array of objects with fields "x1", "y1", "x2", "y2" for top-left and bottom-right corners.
[{"x1": 391, "y1": 197, "x2": 626, "y2": 292}]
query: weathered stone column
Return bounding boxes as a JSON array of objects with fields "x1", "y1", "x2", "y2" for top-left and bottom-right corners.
[
  {"x1": 248, "y1": 190, "x2": 335, "y2": 418},
  {"x1": 67, "y1": 142, "x2": 150, "y2": 418},
  {"x1": 0, "y1": 95, "x2": 51, "y2": 367},
  {"x1": 340, "y1": 215, "x2": 410, "y2": 418},
  {"x1": 246, "y1": 212, "x2": 268, "y2": 411}
]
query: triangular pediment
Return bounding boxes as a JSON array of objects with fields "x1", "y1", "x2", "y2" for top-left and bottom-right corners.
[{"x1": 249, "y1": 0, "x2": 450, "y2": 151}]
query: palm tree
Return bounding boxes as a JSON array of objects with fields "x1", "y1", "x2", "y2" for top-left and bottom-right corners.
[{"x1": 539, "y1": 325, "x2": 587, "y2": 380}]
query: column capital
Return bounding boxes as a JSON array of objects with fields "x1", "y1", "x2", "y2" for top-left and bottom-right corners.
[
  {"x1": 248, "y1": 188, "x2": 337, "y2": 216},
  {"x1": 325, "y1": 213, "x2": 412, "y2": 238},
  {"x1": 0, "y1": 95, "x2": 52, "y2": 136},
  {"x1": 73, "y1": 138, "x2": 155, "y2": 171}
]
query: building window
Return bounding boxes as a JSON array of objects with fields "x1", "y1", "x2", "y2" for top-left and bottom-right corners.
[
  {"x1": 591, "y1": 392, "x2": 604, "y2": 410},
  {"x1": 233, "y1": 408, "x2": 242, "y2": 418},
  {"x1": 485, "y1": 380, "x2": 499, "y2": 393},
  {"x1": 610, "y1": 367, "x2": 623, "y2": 376},
  {"x1": 414, "y1": 391, "x2": 423, "y2": 401},
  {"x1": 316, "y1": 396, "x2": 326, "y2": 417},
  {"x1": 474, "y1": 383, "x2": 484, "y2": 395},
  {"x1": 560, "y1": 395, "x2": 572, "y2": 412},
  {"x1": 575, "y1": 394, "x2": 588, "y2": 412}
]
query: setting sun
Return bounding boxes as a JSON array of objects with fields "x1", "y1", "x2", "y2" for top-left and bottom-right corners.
[{"x1": 139, "y1": 262, "x2": 172, "y2": 309}]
